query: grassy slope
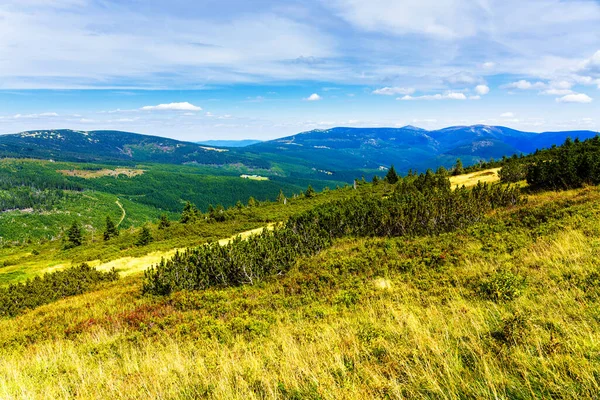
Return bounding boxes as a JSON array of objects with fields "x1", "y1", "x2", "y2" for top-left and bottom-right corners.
[
  {"x1": 0, "y1": 185, "x2": 370, "y2": 285},
  {"x1": 0, "y1": 178, "x2": 599, "y2": 397}
]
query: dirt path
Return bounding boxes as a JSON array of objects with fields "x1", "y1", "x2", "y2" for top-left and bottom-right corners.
[
  {"x1": 115, "y1": 199, "x2": 126, "y2": 227},
  {"x1": 43, "y1": 223, "x2": 277, "y2": 277}
]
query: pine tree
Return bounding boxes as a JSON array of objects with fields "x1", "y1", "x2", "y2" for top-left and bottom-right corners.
[
  {"x1": 180, "y1": 201, "x2": 197, "y2": 224},
  {"x1": 372, "y1": 175, "x2": 380, "y2": 184},
  {"x1": 158, "y1": 214, "x2": 171, "y2": 229},
  {"x1": 305, "y1": 185, "x2": 316, "y2": 198},
  {"x1": 452, "y1": 159, "x2": 464, "y2": 176},
  {"x1": 136, "y1": 225, "x2": 153, "y2": 246},
  {"x1": 385, "y1": 165, "x2": 399, "y2": 184},
  {"x1": 247, "y1": 197, "x2": 257, "y2": 207},
  {"x1": 103, "y1": 216, "x2": 119, "y2": 241},
  {"x1": 276, "y1": 189, "x2": 285, "y2": 203},
  {"x1": 65, "y1": 221, "x2": 83, "y2": 248}
]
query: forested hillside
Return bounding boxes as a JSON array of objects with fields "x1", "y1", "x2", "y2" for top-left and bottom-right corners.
[
  {"x1": 0, "y1": 158, "x2": 347, "y2": 243},
  {"x1": 1, "y1": 135, "x2": 600, "y2": 398}
]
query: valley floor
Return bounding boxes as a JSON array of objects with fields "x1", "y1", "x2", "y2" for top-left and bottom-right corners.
[{"x1": 1, "y1": 185, "x2": 600, "y2": 399}]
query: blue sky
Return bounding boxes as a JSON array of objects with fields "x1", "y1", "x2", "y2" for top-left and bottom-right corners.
[{"x1": 0, "y1": 0, "x2": 599, "y2": 141}]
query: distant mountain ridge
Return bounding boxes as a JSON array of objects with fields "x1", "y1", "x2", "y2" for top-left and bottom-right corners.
[
  {"x1": 246, "y1": 125, "x2": 598, "y2": 172},
  {"x1": 0, "y1": 129, "x2": 269, "y2": 168},
  {"x1": 0, "y1": 125, "x2": 596, "y2": 175}
]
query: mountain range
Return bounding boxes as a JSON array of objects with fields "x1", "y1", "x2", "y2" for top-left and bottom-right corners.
[{"x1": 0, "y1": 125, "x2": 597, "y2": 175}]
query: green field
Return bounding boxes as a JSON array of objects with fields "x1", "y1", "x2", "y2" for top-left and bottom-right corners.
[{"x1": 2, "y1": 137, "x2": 600, "y2": 399}]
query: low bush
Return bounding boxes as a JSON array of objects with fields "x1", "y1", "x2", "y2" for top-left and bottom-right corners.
[{"x1": 0, "y1": 264, "x2": 118, "y2": 317}]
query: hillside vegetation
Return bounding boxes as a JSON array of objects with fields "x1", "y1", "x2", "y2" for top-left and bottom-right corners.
[{"x1": 2, "y1": 137, "x2": 600, "y2": 398}]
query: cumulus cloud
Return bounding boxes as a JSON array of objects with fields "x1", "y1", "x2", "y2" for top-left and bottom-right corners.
[
  {"x1": 400, "y1": 92, "x2": 467, "y2": 101},
  {"x1": 445, "y1": 72, "x2": 482, "y2": 86},
  {"x1": 501, "y1": 112, "x2": 515, "y2": 118},
  {"x1": 581, "y1": 50, "x2": 600, "y2": 74},
  {"x1": 556, "y1": 93, "x2": 593, "y2": 103},
  {"x1": 12, "y1": 112, "x2": 59, "y2": 119},
  {"x1": 140, "y1": 102, "x2": 202, "y2": 111},
  {"x1": 503, "y1": 80, "x2": 546, "y2": 90},
  {"x1": 540, "y1": 89, "x2": 573, "y2": 96},
  {"x1": 372, "y1": 87, "x2": 415, "y2": 96},
  {"x1": 305, "y1": 93, "x2": 322, "y2": 101},
  {"x1": 475, "y1": 85, "x2": 490, "y2": 95}
]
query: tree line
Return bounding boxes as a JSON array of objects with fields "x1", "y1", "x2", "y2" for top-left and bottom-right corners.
[
  {"x1": 143, "y1": 170, "x2": 523, "y2": 295},
  {"x1": 0, "y1": 264, "x2": 118, "y2": 317},
  {"x1": 495, "y1": 136, "x2": 600, "y2": 190}
]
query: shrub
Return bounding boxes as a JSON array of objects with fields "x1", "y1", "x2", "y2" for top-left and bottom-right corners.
[
  {"x1": 0, "y1": 264, "x2": 118, "y2": 317},
  {"x1": 144, "y1": 172, "x2": 524, "y2": 296},
  {"x1": 479, "y1": 270, "x2": 526, "y2": 302}
]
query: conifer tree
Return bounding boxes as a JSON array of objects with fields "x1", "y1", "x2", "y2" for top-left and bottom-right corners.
[
  {"x1": 247, "y1": 197, "x2": 257, "y2": 207},
  {"x1": 276, "y1": 189, "x2": 285, "y2": 203},
  {"x1": 136, "y1": 225, "x2": 153, "y2": 246},
  {"x1": 385, "y1": 165, "x2": 399, "y2": 184},
  {"x1": 103, "y1": 216, "x2": 119, "y2": 241},
  {"x1": 372, "y1": 175, "x2": 380, "y2": 184},
  {"x1": 452, "y1": 159, "x2": 464, "y2": 176},
  {"x1": 180, "y1": 201, "x2": 197, "y2": 224},
  {"x1": 158, "y1": 214, "x2": 171, "y2": 229},
  {"x1": 65, "y1": 221, "x2": 83, "y2": 248},
  {"x1": 305, "y1": 185, "x2": 316, "y2": 198}
]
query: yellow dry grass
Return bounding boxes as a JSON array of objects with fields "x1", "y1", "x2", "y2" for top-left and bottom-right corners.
[
  {"x1": 39, "y1": 224, "x2": 278, "y2": 278},
  {"x1": 450, "y1": 167, "x2": 501, "y2": 188}
]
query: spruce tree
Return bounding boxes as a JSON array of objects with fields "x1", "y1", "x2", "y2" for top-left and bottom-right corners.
[
  {"x1": 452, "y1": 159, "x2": 464, "y2": 176},
  {"x1": 65, "y1": 221, "x2": 83, "y2": 248},
  {"x1": 103, "y1": 216, "x2": 119, "y2": 241},
  {"x1": 372, "y1": 175, "x2": 380, "y2": 184},
  {"x1": 305, "y1": 185, "x2": 316, "y2": 198},
  {"x1": 158, "y1": 214, "x2": 171, "y2": 229},
  {"x1": 385, "y1": 165, "x2": 399, "y2": 184},
  {"x1": 276, "y1": 189, "x2": 285, "y2": 203},
  {"x1": 136, "y1": 225, "x2": 153, "y2": 246},
  {"x1": 247, "y1": 197, "x2": 257, "y2": 207},
  {"x1": 180, "y1": 201, "x2": 197, "y2": 224}
]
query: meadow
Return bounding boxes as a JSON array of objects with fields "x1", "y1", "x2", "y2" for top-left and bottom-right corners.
[
  {"x1": 0, "y1": 174, "x2": 599, "y2": 398},
  {"x1": 2, "y1": 137, "x2": 600, "y2": 398}
]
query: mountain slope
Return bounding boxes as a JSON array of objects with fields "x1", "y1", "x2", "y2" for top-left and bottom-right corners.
[
  {"x1": 1, "y1": 126, "x2": 597, "y2": 176},
  {"x1": 248, "y1": 125, "x2": 598, "y2": 172},
  {"x1": 0, "y1": 129, "x2": 269, "y2": 168}
]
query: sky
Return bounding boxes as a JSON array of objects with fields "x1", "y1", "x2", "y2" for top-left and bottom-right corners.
[{"x1": 0, "y1": 0, "x2": 599, "y2": 141}]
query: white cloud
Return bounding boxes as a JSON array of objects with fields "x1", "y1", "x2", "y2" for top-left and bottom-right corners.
[
  {"x1": 305, "y1": 93, "x2": 322, "y2": 101},
  {"x1": 556, "y1": 93, "x2": 593, "y2": 103},
  {"x1": 482, "y1": 62, "x2": 495, "y2": 69},
  {"x1": 326, "y1": 0, "x2": 485, "y2": 39},
  {"x1": 400, "y1": 92, "x2": 467, "y2": 101},
  {"x1": 469, "y1": 95, "x2": 481, "y2": 100},
  {"x1": 540, "y1": 88, "x2": 573, "y2": 96},
  {"x1": 445, "y1": 72, "x2": 482, "y2": 86},
  {"x1": 500, "y1": 112, "x2": 515, "y2": 118},
  {"x1": 503, "y1": 80, "x2": 546, "y2": 90},
  {"x1": 140, "y1": 102, "x2": 202, "y2": 111},
  {"x1": 372, "y1": 87, "x2": 415, "y2": 96},
  {"x1": 12, "y1": 112, "x2": 59, "y2": 119},
  {"x1": 475, "y1": 85, "x2": 490, "y2": 95},
  {"x1": 581, "y1": 50, "x2": 600, "y2": 74}
]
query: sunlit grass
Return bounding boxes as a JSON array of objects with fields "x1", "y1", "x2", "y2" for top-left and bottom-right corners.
[
  {"x1": 450, "y1": 167, "x2": 501, "y2": 188},
  {"x1": 1, "y1": 186, "x2": 600, "y2": 398}
]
